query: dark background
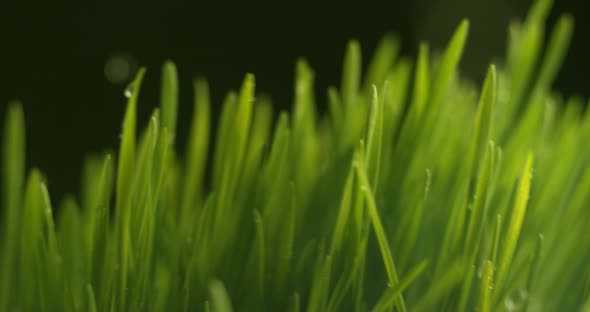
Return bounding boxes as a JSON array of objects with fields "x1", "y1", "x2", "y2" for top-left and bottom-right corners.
[{"x1": 0, "y1": 0, "x2": 588, "y2": 200}]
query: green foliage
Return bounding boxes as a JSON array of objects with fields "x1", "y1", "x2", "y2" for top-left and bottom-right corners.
[{"x1": 1, "y1": 1, "x2": 588, "y2": 311}]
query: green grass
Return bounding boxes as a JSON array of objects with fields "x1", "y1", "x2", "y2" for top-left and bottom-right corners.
[{"x1": 2, "y1": 0, "x2": 589, "y2": 311}]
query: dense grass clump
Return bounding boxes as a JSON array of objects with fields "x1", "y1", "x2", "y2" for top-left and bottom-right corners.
[{"x1": 2, "y1": 0, "x2": 589, "y2": 311}]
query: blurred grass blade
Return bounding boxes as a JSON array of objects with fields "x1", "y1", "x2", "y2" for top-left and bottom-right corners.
[
  {"x1": 411, "y1": 42, "x2": 430, "y2": 121},
  {"x1": 535, "y1": 14, "x2": 574, "y2": 90},
  {"x1": 424, "y1": 19, "x2": 469, "y2": 123},
  {"x1": 160, "y1": 60, "x2": 179, "y2": 142},
  {"x1": 181, "y1": 78, "x2": 210, "y2": 223},
  {"x1": 1, "y1": 102, "x2": 25, "y2": 309},
  {"x1": 341, "y1": 40, "x2": 362, "y2": 109},
  {"x1": 209, "y1": 280, "x2": 233, "y2": 312},
  {"x1": 476, "y1": 260, "x2": 494, "y2": 312},
  {"x1": 364, "y1": 34, "x2": 399, "y2": 92}
]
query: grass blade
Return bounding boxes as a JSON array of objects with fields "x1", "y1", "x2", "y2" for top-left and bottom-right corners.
[
  {"x1": 1, "y1": 102, "x2": 25, "y2": 309},
  {"x1": 181, "y1": 78, "x2": 210, "y2": 224},
  {"x1": 495, "y1": 152, "x2": 534, "y2": 295},
  {"x1": 372, "y1": 260, "x2": 429, "y2": 312},
  {"x1": 209, "y1": 280, "x2": 233, "y2": 312},
  {"x1": 355, "y1": 148, "x2": 406, "y2": 311},
  {"x1": 115, "y1": 68, "x2": 146, "y2": 310},
  {"x1": 160, "y1": 60, "x2": 179, "y2": 142}
]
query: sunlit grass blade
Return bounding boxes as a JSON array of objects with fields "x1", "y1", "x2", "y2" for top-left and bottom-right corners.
[
  {"x1": 0, "y1": 2, "x2": 587, "y2": 310},
  {"x1": 495, "y1": 152, "x2": 534, "y2": 295}
]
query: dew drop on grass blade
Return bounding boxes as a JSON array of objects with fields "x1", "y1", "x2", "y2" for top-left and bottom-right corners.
[
  {"x1": 476, "y1": 260, "x2": 494, "y2": 312},
  {"x1": 115, "y1": 68, "x2": 146, "y2": 311}
]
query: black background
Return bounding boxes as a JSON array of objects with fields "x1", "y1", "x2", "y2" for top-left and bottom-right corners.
[{"x1": 0, "y1": 0, "x2": 588, "y2": 201}]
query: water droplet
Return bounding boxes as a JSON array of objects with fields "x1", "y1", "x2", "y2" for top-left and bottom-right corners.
[
  {"x1": 124, "y1": 83, "x2": 134, "y2": 99},
  {"x1": 505, "y1": 288, "x2": 528, "y2": 311}
]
